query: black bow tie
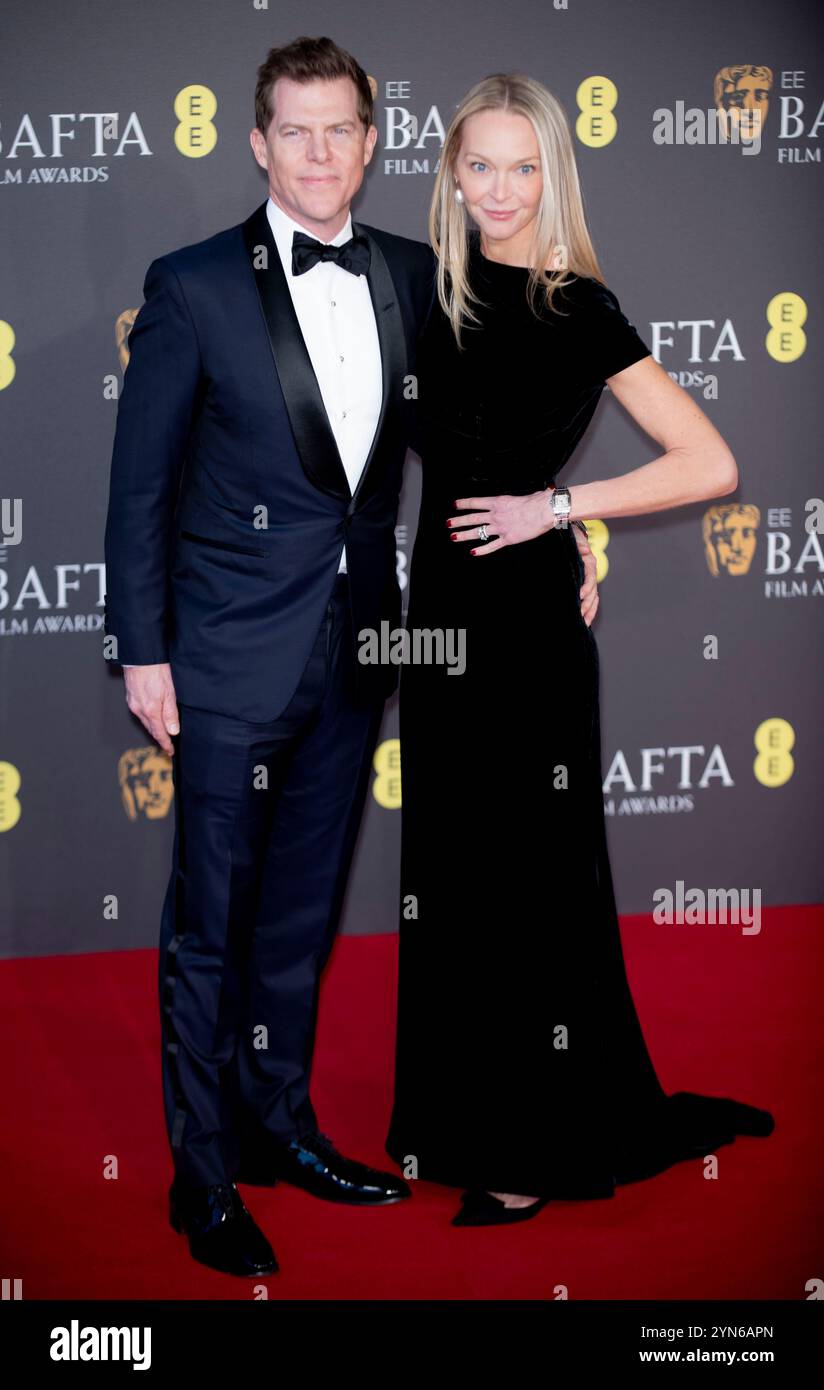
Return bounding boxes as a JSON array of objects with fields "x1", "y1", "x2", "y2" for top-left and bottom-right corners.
[{"x1": 291, "y1": 229, "x2": 371, "y2": 278}]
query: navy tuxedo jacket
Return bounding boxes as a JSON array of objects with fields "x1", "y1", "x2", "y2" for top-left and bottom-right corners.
[{"x1": 103, "y1": 200, "x2": 436, "y2": 721}]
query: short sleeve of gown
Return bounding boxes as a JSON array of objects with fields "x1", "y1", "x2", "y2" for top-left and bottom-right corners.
[{"x1": 576, "y1": 279, "x2": 652, "y2": 384}]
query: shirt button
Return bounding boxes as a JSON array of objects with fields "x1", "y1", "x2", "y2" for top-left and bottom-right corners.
[
  {"x1": 331, "y1": 300, "x2": 336, "y2": 307},
  {"x1": 339, "y1": 355, "x2": 344, "y2": 362},
  {"x1": 342, "y1": 410, "x2": 347, "y2": 419}
]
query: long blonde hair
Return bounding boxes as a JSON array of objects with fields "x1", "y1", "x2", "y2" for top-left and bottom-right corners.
[{"x1": 429, "y1": 73, "x2": 606, "y2": 347}]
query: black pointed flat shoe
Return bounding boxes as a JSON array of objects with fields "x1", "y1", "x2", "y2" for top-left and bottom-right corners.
[{"x1": 451, "y1": 1189, "x2": 552, "y2": 1226}]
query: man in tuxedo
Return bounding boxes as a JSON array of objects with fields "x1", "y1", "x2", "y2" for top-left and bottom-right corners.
[{"x1": 104, "y1": 36, "x2": 435, "y2": 1277}]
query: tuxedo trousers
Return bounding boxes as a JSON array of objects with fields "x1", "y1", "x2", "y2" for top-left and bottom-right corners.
[{"x1": 158, "y1": 574, "x2": 385, "y2": 1187}]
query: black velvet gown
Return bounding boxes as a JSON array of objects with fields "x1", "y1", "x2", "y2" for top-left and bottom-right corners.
[{"x1": 384, "y1": 231, "x2": 774, "y2": 1198}]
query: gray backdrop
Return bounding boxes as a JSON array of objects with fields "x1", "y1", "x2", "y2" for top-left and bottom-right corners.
[{"x1": 1, "y1": 0, "x2": 822, "y2": 958}]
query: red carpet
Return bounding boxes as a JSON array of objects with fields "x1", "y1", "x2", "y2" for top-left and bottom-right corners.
[{"x1": 0, "y1": 905, "x2": 821, "y2": 1300}]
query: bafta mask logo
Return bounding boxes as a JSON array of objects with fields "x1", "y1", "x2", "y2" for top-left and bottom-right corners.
[
  {"x1": 703, "y1": 504, "x2": 761, "y2": 576},
  {"x1": 714, "y1": 65, "x2": 773, "y2": 143},
  {"x1": 118, "y1": 746, "x2": 174, "y2": 821},
  {"x1": 115, "y1": 308, "x2": 139, "y2": 373}
]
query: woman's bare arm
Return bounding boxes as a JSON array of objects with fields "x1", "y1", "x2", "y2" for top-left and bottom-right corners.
[{"x1": 567, "y1": 355, "x2": 738, "y2": 521}]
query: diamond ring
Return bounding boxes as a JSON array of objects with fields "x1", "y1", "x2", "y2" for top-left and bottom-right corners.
[{"x1": 478, "y1": 524, "x2": 488, "y2": 542}]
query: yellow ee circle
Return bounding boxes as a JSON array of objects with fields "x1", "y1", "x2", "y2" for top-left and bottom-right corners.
[{"x1": 174, "y1": 85, "x2": 218, "y2": 158}]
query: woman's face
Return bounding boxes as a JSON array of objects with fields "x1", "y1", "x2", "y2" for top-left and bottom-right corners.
[{"x1": 456, "y1": 109, "x2": 544, "y2": 254}]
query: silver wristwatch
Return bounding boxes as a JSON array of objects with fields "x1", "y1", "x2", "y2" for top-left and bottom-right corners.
[{"x1": 550, "y1": 485, "x2": 572, "y2": 529}]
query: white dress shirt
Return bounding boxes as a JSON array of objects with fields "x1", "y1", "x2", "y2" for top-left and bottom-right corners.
[{"x1": 266, "y1": 196, "x2": 383, "y2": 574}]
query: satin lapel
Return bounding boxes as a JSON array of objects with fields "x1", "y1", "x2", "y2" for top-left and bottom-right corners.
[
  {"x1": 348, "y1": 222, "x2": 408, "y2": 511},
  {"x1": 241, "y1": 203, "x2": 408, "y2": 509},
  {"x1": 242, "y1": 200, "x2": 350, "y2": 500}
]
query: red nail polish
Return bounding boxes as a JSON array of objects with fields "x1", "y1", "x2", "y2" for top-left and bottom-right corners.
[
  {"x1": 471, "y1": 549, "x2": 477, "y2": 555},
  {"x1": 451, "y1": 533, "x2": 458, "y2": 541}
]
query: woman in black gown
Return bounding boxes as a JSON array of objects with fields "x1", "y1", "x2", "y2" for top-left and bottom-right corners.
[{"x1": 384, "y1": 73, "x2": 774, "y2": 1225}]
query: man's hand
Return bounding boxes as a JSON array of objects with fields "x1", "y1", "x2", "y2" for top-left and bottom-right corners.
[
  {"x1": 123, "y1": 664, "x2": 180, "y2": 756},
  {"x1": 572, "y1": 524, "x2": 599, "y2": 627}
]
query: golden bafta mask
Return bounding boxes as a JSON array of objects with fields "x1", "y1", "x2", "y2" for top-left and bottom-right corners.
[
  {"x1": 714, "y1": 64, "x2": 773, "y2": 143},
  {"x1": 118, "y1": 746, "x2": 174, "y2": 821},
  {"x1": 115, "y1": 308, "x2": 139, "y2": 373},
  {"x1": 703, "y1": 504, "x2": 761, "y2": 577}
]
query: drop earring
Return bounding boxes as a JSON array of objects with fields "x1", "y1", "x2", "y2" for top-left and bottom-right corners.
[{"x1": 454, "y1": 181, "x2": 464, "y2": 204}]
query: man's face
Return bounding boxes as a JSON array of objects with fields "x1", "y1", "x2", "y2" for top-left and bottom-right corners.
[{"x1": 250, "y1": 76, "x2": 377, "y2": 240}]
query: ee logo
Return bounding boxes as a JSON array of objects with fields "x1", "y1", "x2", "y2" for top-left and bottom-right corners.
[
  {"x1": 0, "y1": 762, "x2": 22, "y2": 832},
  {"x1": 0, "y1": 320, "x2": 15, "y2": 390},
  {"x1": 766, "y1": 292, "x2": 807, "y2": 363},
  {"x1": 576, "y1": 76, "x2": 618, "y2": 148},
  {"x1": 753, "y1": 717, "x2": 795, "y2": 787},
  {"x1": 372, "y1": 739, "x2": 401, "y2": 809},
  {"x1": 174, "y1": 85, "x2": 218, "y2": 158}
]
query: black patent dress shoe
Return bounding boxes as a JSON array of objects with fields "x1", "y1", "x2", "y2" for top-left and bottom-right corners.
[
  {"x1": 451, "y1": 1190, "x2": 552, "y2": 1227},
  {"x1": 169, "y1": 1178, "x2": 278, "y2": 1277},
  {"x1": 237, "y1": 1129, "x2": 411, "y2": 1205}
]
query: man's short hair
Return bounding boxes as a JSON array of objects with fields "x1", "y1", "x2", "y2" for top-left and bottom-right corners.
[{"x1": 255, "y1": 35, "x2": 374, "y2": 135}]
